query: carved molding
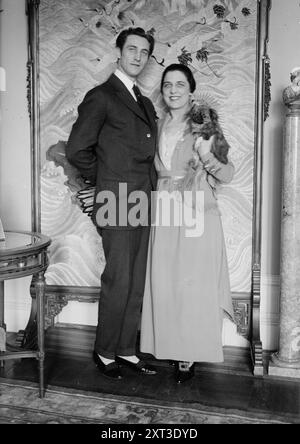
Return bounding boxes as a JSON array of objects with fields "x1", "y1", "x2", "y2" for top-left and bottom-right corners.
[
  {"x1": 252, "y1": 263, "x2": 263, "y2": 373},
  {"x1": 233, "y1": 300, "x2": 250, "y2": 337},
  {"x1": 252, "y1": 264, "x2": 262, "y2": 366},
  {"x1": 264, "y1": 56, "x2": 271, "y2": 121},
  {"x1": 41, "y1": 287, "x2": 252, "y2": 339},
  {"x1": 26, "y1": 61, "x2": 33, "y2": 118},
  {"x1": 248, "y1": 0, "x2": 272, "y2": 374},
  {"x1": 43, "y1": 286, "x2": 100, "y2": 328},
  {"x1": 44, "y1": 294, "x2": 68, "y2": 329},
  {"x1": 251, "y1": 340, "x2": 264, "y2": 375},
  {"x1": 263, "y1": 0, "x2": 271, "y2": 121}
]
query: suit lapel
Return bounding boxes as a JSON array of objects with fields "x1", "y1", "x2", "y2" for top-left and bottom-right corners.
[
  {"x1": 108, "y1": 74, "x2": 149, "y2": 124},
  {"x1": 109, "y1": 74, "x2": 155, "y2": 129},
  {"x1": 139, "y1": 95, "x2": 157, "y2": 134}
]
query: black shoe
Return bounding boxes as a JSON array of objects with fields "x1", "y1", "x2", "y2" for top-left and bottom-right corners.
[
  {"x1": 115, "y1": 356, "x2": 157, "y2": 375},
  {"x1": 93, "y1": 351, "x2": 123, "y2": 380},
  {"x1": 175, "y1": 362, "x2": 195, "y2": 384}
]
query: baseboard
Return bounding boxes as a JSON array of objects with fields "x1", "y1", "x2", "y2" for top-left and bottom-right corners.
[{"x1": 45, "y1": 323, "x2": 255, "y2": 375}]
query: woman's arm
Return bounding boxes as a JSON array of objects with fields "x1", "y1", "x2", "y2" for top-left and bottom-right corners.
[
  {"x1": 195, "y1": 136, "x2": 234, "y2": 184},
  {"x1": 200, "y1": 152, "x2": 234, "y2": 184}
]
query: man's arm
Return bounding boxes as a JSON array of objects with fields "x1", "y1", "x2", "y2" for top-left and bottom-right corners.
[{"x1": 66, "y1": 87, "x2": 107, "y2": 185}]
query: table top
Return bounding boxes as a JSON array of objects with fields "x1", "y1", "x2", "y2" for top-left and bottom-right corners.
[{"x1": 0, "y1": 231, "x2": 51, "y2": 258}]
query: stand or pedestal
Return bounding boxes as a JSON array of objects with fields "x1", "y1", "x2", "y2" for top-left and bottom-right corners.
[
  {"x1": 269, "y1": 100, "x2": 300, "y2": 379},
  {"x1": 0, "y1": 231, "x2": 51, "y2": 397}
]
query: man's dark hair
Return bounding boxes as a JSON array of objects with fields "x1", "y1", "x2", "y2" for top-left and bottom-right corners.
[
  {"x1": 160, "y1": 63, "x2": 196, "y2": 93},
  {"x1": 116, "y1": 27, "x2": 155, "y2": 56}
]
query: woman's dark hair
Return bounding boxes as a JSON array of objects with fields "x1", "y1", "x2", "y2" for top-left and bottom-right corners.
[
  {"x1": 160, "y1": 64, "x2": 196, "y2": 93},
  {"x1": 116, "y1": 27, "x2": 155, "y2": 56}
]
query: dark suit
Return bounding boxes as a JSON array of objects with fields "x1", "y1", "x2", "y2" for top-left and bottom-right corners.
[{"x1": 66, "y1": 74, "x2": 157, "y2": 358}]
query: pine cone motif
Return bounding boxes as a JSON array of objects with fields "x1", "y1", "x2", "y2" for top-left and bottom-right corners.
[
  {"x1": 213, "y1": 4, "x2": 226, "y2": 19},
  {"x1": 242, "y1": 8, "x2": 251, "y2": 16}
]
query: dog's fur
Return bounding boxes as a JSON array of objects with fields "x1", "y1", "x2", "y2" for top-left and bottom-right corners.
[
  {"x1": 189, "y1": 105, "x2": 229, "y2": 165},
  {"x1": 178, "y1": 105, "x2": 230, "y2": 194}
]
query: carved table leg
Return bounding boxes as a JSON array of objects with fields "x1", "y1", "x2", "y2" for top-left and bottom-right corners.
[
  {"x1": 35, "y1": 271, "x2": 45, "y2": 398},
  {"x1": 19, "y1": 276, "x2": 38, "y2": 349}
]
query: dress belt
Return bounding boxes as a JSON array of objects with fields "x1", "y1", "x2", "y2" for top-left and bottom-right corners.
[{"x1": 157, "y1": 170, "x2": 186, "y2": 179}]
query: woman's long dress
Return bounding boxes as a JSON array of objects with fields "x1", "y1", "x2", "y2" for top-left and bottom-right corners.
[{"x1": 140, "y1": 119, "x2": 235, "y2": 363}]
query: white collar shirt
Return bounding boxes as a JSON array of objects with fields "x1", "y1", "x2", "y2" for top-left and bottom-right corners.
[{"x1": 114, "y1": 69, "x2": 138, "y2": 101}]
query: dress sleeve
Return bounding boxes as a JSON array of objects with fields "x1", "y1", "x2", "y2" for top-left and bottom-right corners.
[{"x1": 200, "y1": 152, "x2": 234, "y2": 184}]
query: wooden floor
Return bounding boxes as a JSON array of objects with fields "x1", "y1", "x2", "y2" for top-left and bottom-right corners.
[{"x1": 1, "y1": 326, "x2": 300, "y2": 423}]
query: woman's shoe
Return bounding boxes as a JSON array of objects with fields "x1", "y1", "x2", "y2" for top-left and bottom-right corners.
[{"x1": 175, "y1": 362, "x2": 195, "y2": 384}]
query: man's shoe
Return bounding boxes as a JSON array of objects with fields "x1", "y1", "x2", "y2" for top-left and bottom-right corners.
[
  {"x1": 168, "y1": 360, "x2": 176, "y2": 367},
  {"x1": 115, "y1": 356, "x2": 157, "y2": 375},
  {"x1": 175, "y1": 362, "x2": 195, "y2": 384},
  {"x1": 93, "y1": 351, "x2": 123, "y2": 380}
]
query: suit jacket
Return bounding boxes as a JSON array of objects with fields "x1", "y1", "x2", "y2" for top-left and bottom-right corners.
[{"x1": 66, "y1": 74, "x2": 157, "y2": 229}]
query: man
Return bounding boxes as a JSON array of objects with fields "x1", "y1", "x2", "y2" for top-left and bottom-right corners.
[{"x1": 66, "y1": 28, "x2": 157, "y2": 379}]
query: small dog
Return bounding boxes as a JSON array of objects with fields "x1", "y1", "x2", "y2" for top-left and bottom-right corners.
[
  {"x1": 179, "y1": 104, "x2": 230, "y2": 193},
  {"x1": 189, "y1": 103, "x2": 229, "y2": 165}
]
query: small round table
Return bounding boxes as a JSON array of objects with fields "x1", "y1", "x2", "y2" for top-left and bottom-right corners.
[{"x1": 0, "y1": 231, "x2": 51, "y2": 398}]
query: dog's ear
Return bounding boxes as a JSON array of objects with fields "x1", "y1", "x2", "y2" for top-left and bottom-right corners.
[
  {"x1": 209, "y1": 108, "x2": 219, "y2": 125},
  {"x1": 211, "y1": 125, "x2": 229, "y2": 164}
]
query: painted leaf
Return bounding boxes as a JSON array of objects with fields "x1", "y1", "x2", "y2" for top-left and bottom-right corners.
[
  {"x1": 242, "y1": 8, "x2": 251, "y2": 16},
  {"x1": 178, "y1": 47, "x2": 193, "y2": 66},
  {"x1": 196, "y1": 48, "x2": 209, "y2": 63}
]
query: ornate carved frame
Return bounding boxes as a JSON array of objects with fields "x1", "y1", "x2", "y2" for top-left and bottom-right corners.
[{"x1": 26, "y1": 0, "x2": 271, "y2": 375}]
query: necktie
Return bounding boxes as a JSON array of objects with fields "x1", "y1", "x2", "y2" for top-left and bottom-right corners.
[
  {"x1": 133, "y1": 84, "x2": 144, "y2": 109},
  {"x1": 133, "y1": 85, "x2": 149, "y2": 122}
]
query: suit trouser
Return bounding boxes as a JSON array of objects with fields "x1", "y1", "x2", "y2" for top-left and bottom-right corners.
[{"x1": 95, "y1": 226, "x2": 150, "y2": 359}]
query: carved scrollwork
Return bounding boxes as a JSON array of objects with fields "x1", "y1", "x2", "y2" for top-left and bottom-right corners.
[
  {"x1": 264, "y1": 56, "x2": 271, "y2": 121},
  {"x1": 44, "y1": 294, "x2": 68, "y2": 329},
  {"x1": 43, "y1": 286, "x2": 100, "y2": 328},
  {"x1": 26, "y1": 61, "x2": 32, "y2": 118},
  {"x1": 233, "y1": 300, "x2": 250, "y2": 337}
]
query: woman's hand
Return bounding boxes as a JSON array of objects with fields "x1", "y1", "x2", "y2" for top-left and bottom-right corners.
[{"x1": 194, "y1": 135, "x2": 215, "y2": 158}]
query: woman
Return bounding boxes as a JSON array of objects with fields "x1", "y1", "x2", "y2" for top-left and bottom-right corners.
[{"x1": 140, "y1": 64, "x2": 235, "y2": 383}]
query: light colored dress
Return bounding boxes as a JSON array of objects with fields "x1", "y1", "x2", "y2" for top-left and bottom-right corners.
[{"x1": 140, "y1": 116, "x2": 235, "y2": 363}]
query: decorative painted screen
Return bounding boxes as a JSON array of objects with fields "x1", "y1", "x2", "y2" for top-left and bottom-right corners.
[{"x1": 39, "y1": 0, "x2": 258, "y2": 292}]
